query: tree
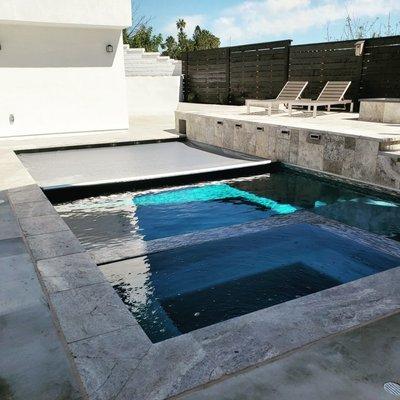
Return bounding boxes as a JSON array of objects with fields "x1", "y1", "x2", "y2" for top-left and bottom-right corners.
[
  {"x1": 162, "y1": 36, "x2": 180, "y2": 59},
  {"x1": 123, "y1": 1, "x2": 151, "y2": 44},
  {"x1": 192, "y1": 26, "x2": 220, "y2": 50},
  {"x1": 326, "y1": 12, "x2": 399, "y2": 41},
  {"x1": 176, "y1": 19, "x2": 191, "y2": 53},
  {"x1": 124, "y1": 25, "x2": 163, "y2": 52},
  {"x1": 162, "y1": 19, "x2": 220, "y2": 59}
]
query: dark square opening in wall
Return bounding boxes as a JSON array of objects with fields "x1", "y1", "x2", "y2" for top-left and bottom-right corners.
[{"x1": 179, "y1": 119, "x2": 187, "y2": 135}]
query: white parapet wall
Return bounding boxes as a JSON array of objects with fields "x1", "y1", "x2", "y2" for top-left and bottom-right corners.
[
  {"x1": 126, "y1": 76, "x2": 183, "y2": 116},
  {"x1": 0, "y1": 0, "x2": 131, "y2": 137},
  {"x1": 0, "y1": 0, "x2": 131, "y2": 28},
  {"x1": 124, "y1": 46, "x2": 183, "y2": 117}
]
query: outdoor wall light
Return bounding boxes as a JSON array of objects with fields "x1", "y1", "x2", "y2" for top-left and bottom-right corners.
[
  {"x1": 355, "y1": 40, "x2": 365, "y2": 56},
  {"x1": 106, "y1": 44, "x2": 114, "y2": 53}
]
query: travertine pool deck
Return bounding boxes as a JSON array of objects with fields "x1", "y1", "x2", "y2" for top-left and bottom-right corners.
[
  {"x1": 4, "y1": 185, "x2": 400, "y2": 400},
  {"x1": 177, "y1": 103, "x2": 400, "y2": 142},
  {"x1": 180, "y1": 312, "x2": 400, "y2": 400},
  {"x1": 1, "y1": 113, "x2": 400, "y2": 400},
  {"x1": 0, "y1": 189, "x2": 83, "y2": 400}
]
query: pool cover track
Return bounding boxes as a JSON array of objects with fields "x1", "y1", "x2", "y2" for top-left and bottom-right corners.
[{"x1": 6, "y1": 183, "x2": 400, "y2": 400}]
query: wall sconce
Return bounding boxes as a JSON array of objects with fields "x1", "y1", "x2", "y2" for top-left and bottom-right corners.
[{"x1": 106, "y1": 44, "x2": 114, "y2": 53}]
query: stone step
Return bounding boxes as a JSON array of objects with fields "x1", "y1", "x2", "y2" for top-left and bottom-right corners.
[
  {"x1": 123, "y1": 46, "x2": 181, "y2": 76},
  {"x1": 157, "y1": 56, "x2": 172, "y2": 63},
  {"x1": 125, "y1": 58, "x2": 170, "y2": 64},
  {"x1": 125, "y1": 68, "x2": 176, "y2": 74},
  {"x1": 124, "y1": 47, "x2": 145, "y2": 53},
  {"x1": 379, "y1": 149, "x2": 400, "y2": 160},
  {"x1": 125, "y1": 64, "x2": 175, "y2": 71},
  {"x1": 141, "y1": 52, "x2": 161, "y2": 59},
  {"x1": 379, "y1": 140, "x2": 400, "y2": 151}
]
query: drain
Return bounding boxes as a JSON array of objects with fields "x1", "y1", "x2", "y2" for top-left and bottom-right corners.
[{"x1": 384, "y1": 382, "x2": 400, "y2": 397}]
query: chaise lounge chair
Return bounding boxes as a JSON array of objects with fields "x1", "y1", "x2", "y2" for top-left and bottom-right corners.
[
  {"x1": 286, "y1": 81, "x2": 354, "y2": 118},
  {"x1": 246, "y1": 81, "x2": 308, "y2": 115}
]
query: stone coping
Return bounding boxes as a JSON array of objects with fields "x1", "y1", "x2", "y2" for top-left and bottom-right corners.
[
  {"x1": 7, "y1": 183, "x2": 400, "y2": 400},
  {"x1": 92, "y1": 210, "x2": 400, "y2": 266},
  {"x1": 175, "y1": 110, "x2": 400, "y2": 143}
]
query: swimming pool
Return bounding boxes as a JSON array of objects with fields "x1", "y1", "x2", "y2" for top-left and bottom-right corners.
[
  {"x1": 56, "y1": 166, "x2": 400, "y2": 250},
  {"x1": 100, "y1": 223, "x2": 400, "y2": 342},
  {"x1": 54, "y1": 165, "x2": 400, "y2": 343}
]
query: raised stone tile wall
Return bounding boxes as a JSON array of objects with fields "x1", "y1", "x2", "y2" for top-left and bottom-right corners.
[{"x1": 176, "y1": 111, "x2": 400, "y2": 191}]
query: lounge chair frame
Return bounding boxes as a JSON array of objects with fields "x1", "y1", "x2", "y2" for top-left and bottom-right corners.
[
  {"x1": 287, "y1": 81, "x2": 354, "y2": 118},
  {"x1": 246, "y1": 81, "x2": 308, "y2": 115}
]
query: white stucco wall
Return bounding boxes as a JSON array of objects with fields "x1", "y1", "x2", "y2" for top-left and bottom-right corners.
[
  {"x1": 0, "y1": 0, "x2": 131, "y2": 28},
  {"x1": 126, "y1": 76, "x2": 182, "y2": 116},
  {"x1": 0, "y1": 24, "x2": 129, "y2": 137}
]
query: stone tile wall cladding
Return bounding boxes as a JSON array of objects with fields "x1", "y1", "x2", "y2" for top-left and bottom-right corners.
[{"x1": 175, "y1": 111, "x2": 400, "y2": 190}]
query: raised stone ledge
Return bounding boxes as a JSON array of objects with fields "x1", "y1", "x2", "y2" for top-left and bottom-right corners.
[{"x1": 176, "y1": 110, "x2": 400, "y2": 191}]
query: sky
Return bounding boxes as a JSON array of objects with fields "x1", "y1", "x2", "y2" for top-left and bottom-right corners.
[{"x1": 134, "y1": 0, "x2": 400, "y2": 46}]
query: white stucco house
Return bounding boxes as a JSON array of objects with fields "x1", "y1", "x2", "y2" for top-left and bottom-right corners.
[{"x1": 0, "y1": 0, "x2": 132, "y2": 137}]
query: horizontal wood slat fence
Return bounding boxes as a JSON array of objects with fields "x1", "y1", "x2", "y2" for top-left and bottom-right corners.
[{"x1": 182, "y1": 36, "x2": 400, "y2": 109}]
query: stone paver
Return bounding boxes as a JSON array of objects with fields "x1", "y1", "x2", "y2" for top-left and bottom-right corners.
[
  {"x1": 0, "y1": 237, "x2": 26, "y2": 258},
  {"x1": 0, "y1": 302, "x2": 83, "y2": 400},
  {"x1": 7, "y1": 184, "x2": 48, "y2": 204},
  {"x1": 37, "y1": 252, "x2": 106, "y2": 294},
  {"x1": 0, "y1": 189, "x2": 84, "y2": 400},
  {"x1": 179, "y1": 312, "x2": 400, "y2": 400},
  {"x1": 0, "y1": 253, "x2": 45, "y2": 316},
  {"x1": 0, "y1": 217, "x2": 21, "y2": 240},
  {"x1": 19, "y1": 214, "x2": 70, "y2": 236},
  {"x1": 26, "y1": 229, "x2": 84, "y2": 261},
  {"x1": 13, "y1": 199, "x2": 58, "y2": 218},
  {"x1": 69, "y1": 326, "x2": 152, "y2": 400},
  {"x1": 49, "y1": 282, "x2": 138, "y2": 343}
]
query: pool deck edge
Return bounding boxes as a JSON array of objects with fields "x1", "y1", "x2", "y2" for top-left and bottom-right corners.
[{"x1": 6, "y1": 184, "x2": 400, "y2": 400}]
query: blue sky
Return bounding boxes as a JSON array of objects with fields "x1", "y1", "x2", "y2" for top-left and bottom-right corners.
[{"x1": 134, "y1": 0, "x2": 400, "y2": 46}]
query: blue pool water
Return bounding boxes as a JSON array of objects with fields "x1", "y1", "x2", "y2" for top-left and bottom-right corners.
[
  {"x1": 106, "y1": 223, "x2": 400, "y2": 343},
  {"x1": 134, "y1": 184, "x2": 297, "y2": 241},
  {"x1": 56, "y1": 167, "x2": 400, "y2": 250},
  {"x1": 56, "y1": 167, "x2": 400, "y2": 342}
]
